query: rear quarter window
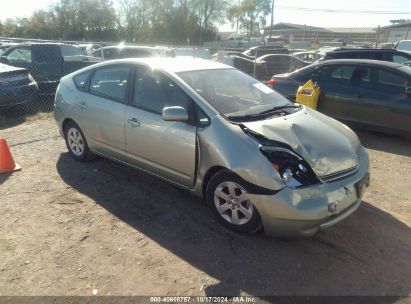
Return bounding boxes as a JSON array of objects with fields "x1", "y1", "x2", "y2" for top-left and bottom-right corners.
[
  {"x1": 376, "y1": 69, "x2": 409, "y2": 94},
  {"x1": 73, "y1": 70, "x2": 92, "y2": 91}
]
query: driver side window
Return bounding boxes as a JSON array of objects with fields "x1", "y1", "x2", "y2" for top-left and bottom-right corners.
[{"x1": 133, "y1": 71, "x2": 191, "y2": 115}]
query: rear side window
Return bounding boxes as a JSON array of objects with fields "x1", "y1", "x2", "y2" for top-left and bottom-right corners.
[
  {"x1": 73, "y1": 71, "x2": 92, "y2": 91},
  {"x1": 89, "y1": 66, "x2": 130, "y2": 102},
  {"x1": 133, "y1": 71, "x2": 191, "y2": 114},
  {"x1": 396, "y1": 41, "x2": 411, "y2": 52},
  {"x1": 393, "y1": 55, "x2": 411, "y2": 64},
  {"x1": 319, "y1": 65, "x2": 355, "y2": 85},
  {"x1": 103, "y1": 48, "x2": 121, "y2": 59},
  {"x1": 377, "y1": 70, "x2": 408, "y2": 94},
  {"x1": 329, "y1": 66, "x2": 355, "y2": 80}
]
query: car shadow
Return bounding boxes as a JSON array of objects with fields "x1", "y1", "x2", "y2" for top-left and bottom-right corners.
[
  {"x1": 356, "y1": 130, "x2": 411, "y2": 157},
  {"x1": 56, "y1": 153, "x2": 411, "y2": 298},
  {"x1": 0, "y1": 97, "x2": 54, "y2": 130}
]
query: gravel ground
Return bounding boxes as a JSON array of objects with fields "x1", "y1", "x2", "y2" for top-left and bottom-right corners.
[{"x1": 0, "y1": 116, "x2": 410, "y2": 297}]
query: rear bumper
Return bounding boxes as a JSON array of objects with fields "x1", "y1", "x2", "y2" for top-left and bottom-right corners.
[
  {"x1": 0, "y1": 82, "x2": 39, "y2": 109},
  {"x1": 248, "y1": 151, "x2": 370, "y2": 237}
]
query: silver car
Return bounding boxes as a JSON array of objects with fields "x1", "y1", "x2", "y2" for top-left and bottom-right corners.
[{"x1": 54, "y1": 58, "x2": 370, "y2": 237}]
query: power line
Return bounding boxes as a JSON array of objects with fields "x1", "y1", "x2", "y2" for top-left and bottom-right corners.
[{"x1": 274, "y1": 6, "x2": 411, "y2": 14}]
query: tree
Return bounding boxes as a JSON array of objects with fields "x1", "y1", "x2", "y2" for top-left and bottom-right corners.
[
  {"x1": 24, "y1": 10, "x2": 59, "y2": 39},
  {"x1": 193, "y1": 0, "x2": 228, "y2": 44},
  {"x1": 228, "y1": 0, "x2": 271, "y2": 39}
]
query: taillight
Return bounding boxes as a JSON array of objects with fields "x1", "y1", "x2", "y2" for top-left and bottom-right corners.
[{"x1": 268, "y1": 78, "x2": 277, "y2": 87}]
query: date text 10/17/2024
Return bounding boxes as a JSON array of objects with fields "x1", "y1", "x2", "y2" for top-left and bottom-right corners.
[{"x1": 150, "y1": 297, "x2": 257, "y2": 303}]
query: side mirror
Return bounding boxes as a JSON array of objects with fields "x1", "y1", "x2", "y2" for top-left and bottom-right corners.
[
  {"x1": 0, "y1": 56, "x2": 8, "y2": 64},
  {"x1": 405, "y1": 87, "x2": 411, "y2": 96},
  {"x1": 162, "y1": 106, "x2": 189, "y2": 122}
]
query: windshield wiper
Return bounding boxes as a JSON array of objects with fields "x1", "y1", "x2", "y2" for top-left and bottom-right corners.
[
  {"x1": 227, "y1": 104, "x2": 301, "y2": 122},
  {"x1": 258, "y1": 104, "x2": 301, "y2": 115}
]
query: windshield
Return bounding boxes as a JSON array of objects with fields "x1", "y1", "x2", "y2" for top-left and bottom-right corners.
[{"x1": 178, "y1": 69, "x2": 295, "y2": 119}]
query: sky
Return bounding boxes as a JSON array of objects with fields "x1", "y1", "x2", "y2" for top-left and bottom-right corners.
[{"x1": 0, "y1": 0, "x2": 410, "y2": 30}]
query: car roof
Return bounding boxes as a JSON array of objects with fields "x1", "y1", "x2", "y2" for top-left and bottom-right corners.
[
  {"x1": 84, "y1": 57, "x2": 233, "y2": 73},
  {"x1": 317, "y1": 58, "x2": 405, "y2": 68},
  {"x1": 326, "y1": 48, "x2": 401, "y2": 53},
  {"x1": 249, "y1": 46, "x2": 287, "y2": 50}
]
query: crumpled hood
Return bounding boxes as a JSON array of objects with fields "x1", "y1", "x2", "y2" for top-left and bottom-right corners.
[{"x1": 242, "y1": 107, "x2": 361, "y2": 177}]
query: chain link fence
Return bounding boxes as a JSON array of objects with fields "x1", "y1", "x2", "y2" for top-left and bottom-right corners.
[
  {"x1": 0, "y1": 37, "x2": 223, "y2": 128},
  {"x1": 0, "y1": 40, "x2": 99, "y2": 127},
  {"x1": 0, "y1": 28, "x2": 395, "y2": 128}
]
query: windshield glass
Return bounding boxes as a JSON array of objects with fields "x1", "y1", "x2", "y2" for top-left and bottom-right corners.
[{"x1": 178, "y1": 69, "x2": 294, "y2": 118}]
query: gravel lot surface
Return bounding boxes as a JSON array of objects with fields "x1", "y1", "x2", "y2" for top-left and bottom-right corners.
[{"x1": 0, "y1": 116, "x2": 410, "y2": 297}]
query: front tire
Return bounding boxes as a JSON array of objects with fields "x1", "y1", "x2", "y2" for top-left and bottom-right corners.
[
  {"x1": 206, "y1": 170, "x2": 262, "y2": 234},
  {"x1": 64, "y1": 121, "x2": 92, "y2": 161}
]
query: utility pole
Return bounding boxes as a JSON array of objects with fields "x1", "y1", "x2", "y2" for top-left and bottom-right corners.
[{"x1": 269, "y1": 0, "x2": 274, "y2": 42}]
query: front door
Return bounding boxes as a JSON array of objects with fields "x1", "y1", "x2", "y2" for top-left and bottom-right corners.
[
  {"x1": 315, "y1": 64, "x2": 357, "y2": 120},
  {"x1": 125, "y1": 68, "x2": 197, "y2": 187}
]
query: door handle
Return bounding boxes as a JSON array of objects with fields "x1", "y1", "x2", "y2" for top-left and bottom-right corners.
[
  {"x1": 79, "y1": 101, "x2": 87, "y2": 109},
  {"x1": 127, "y1": 118, "x2": 140, "y2": 127}
]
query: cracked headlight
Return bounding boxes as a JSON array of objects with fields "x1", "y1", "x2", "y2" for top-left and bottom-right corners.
[{"x1": 260, "y1": 146, "x2": 319, "y2": 188}]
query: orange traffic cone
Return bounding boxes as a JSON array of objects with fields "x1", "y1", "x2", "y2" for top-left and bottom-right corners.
[{"x1": 0, "y1": 138, "x2": 21, "y2": 174}]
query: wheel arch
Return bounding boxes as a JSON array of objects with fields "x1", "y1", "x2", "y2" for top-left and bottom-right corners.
[
  {"x1": 62, "y1": 118, "x2": 78, "y2": 133},
  {"x1": 202, "y1": 166, "x2": 227, "y2": 198}
]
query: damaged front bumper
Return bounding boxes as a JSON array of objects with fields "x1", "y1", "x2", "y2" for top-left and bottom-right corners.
[{"x1": 248, "y1": 152, "x2": 370, "y2": 237}]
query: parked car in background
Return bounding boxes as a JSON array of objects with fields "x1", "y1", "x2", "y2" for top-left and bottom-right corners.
[
  {"x1": 169, "y1": 47, "x2": 210, "y2": 59},
  {"x1": 321, "y1": 48, "x2": 411, "y2": 64},
  {"x1": 242, "y1": 46, "x2": 289, "y2": 57},
  {"x1": 92, "y1": 45, "x2": 162, "y2": 60},
  {"x1": 54, "y1": 58, "x2": 369, "y2": 237},
  {"x1": 0, "y1": 43, "x2": 18, "y2": 56},
  {"x1": 211, "y1": 50, "x2": 253, "y2": 61},
  {"x1": 394, "y1": 40, "x2": 411, "y2": 53},
  {"x1": 256, "y1": 54, "x2": 310, "y2": 78},
  {"x1": 214, "y1": 54, "x2": 268, "y2": 80},
  {"x1": 269, "y1": 59, "x2": 411, "y2": 137},
  {"x1": 0, "y1": 43, "x2": 101, "y2": 95},
  {"x1": 292, "y1": 51, "x2": 324, "y2": 63},
  {"x1": 378, "y1": 42, "x2": 396, "y2": 49},
  {"x1": 77, "y1": 43, "x2": 103, "y2": 56},
  {"x1": 0, "y1": 63, "x2": 39, "y2": 109}
]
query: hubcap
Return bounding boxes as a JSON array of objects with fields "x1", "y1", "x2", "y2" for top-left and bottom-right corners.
[
  {"x1": 214, "y1": 181, "x2": 254, "y2": 225},
  {"x1": 67, "y1": 127, "x2": 85, "y2": 157}
]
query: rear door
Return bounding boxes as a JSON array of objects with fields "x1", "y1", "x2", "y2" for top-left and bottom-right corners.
[
  {"x1": 350, "y1": 66, "x2": 411, "y2": 133},
  {"x1": 125, "y1": 67, "x2": 197, "y2": 187},
  {"x1": 75, "y1": 64, "x2": 131, "y2": 160}
]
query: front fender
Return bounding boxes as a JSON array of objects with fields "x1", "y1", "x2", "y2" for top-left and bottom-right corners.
[{"x1": 194, "y1": 116, "x2": 284, "y2": 195}]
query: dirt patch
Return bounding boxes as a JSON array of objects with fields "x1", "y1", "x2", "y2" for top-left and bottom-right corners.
[{"x1": 0, "y1": 117, "x2": 410, "y2": 297}]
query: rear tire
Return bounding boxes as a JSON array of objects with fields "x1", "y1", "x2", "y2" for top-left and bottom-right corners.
[
  {"x1": 64, "y1": 121, "x2": 93, "y2": 162},
  {"x1": 206, "y1": 170, "x2": 262, "y2": 234}
]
